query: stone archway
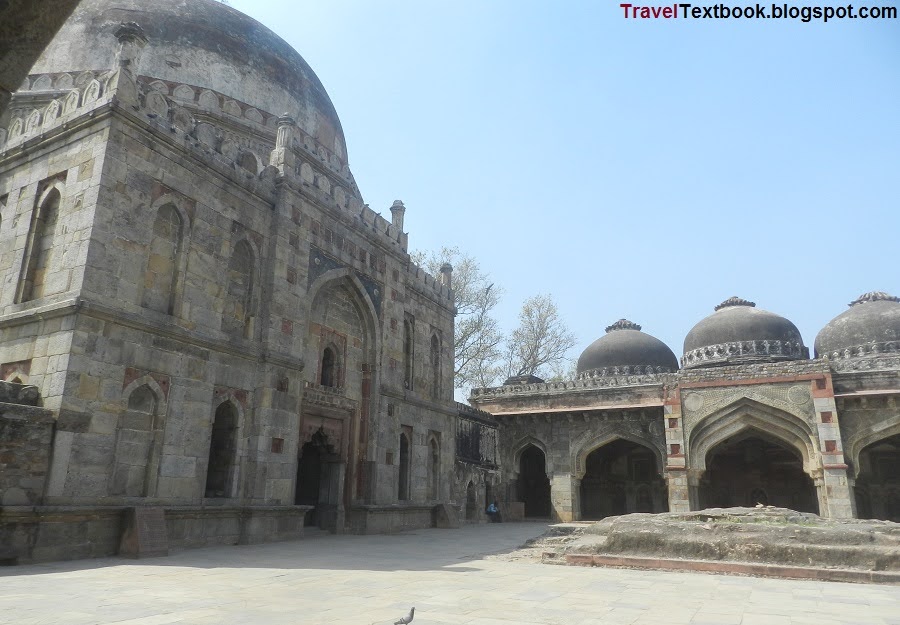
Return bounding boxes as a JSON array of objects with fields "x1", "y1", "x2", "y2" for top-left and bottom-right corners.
[
  {"x1": 699, "y1": 432, "x2": 819, "y2": 513},
  {"x1": 295, "y1": 428, "x2": 342, "y2": 530},
  {"x1": 465, "y1": 481, "x2": 478, "y2": 521},
  {"x1": 518, "y1": 445, "x2": 551, "y2": 518},
  {"x1": 579, "y1": 439, "x2": 668, "y2": 520},
  {"x1": 853, "y1": 433, "x2": 900, "y2": 522},
  {"x1": 687, "y1": 397, "x2": 821, "y2": 512}
]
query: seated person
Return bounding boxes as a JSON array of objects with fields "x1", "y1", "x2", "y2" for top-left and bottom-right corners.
[{"x1": 486, "y1": 500, "x2": 502, "y2": 523}]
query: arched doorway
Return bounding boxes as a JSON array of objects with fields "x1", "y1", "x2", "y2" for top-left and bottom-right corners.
[
  {"x1": 518, "y1": 445, "x2": 551, "y2": 518},
  {"x1": 580, "y1": 439, "x2": 667, "y2": 520},
  {"x1": 854, "y1": 433, "x2": 900, "y2": 522},
  {"x1": 205, "y1": 402, "x2": 238, "y2": 498},
  {"x1": 466, "y1": 481, "x2": 477, "y2": 521},
  {"x1": 296, "y1": 428, "x2": 340, "y2": 529},
  {"x1": 398, "y1": 432, "x2": 410, "y2": 501},
  {"x1": 700, "y1": 435, "x2": 818, "y2": 513}
]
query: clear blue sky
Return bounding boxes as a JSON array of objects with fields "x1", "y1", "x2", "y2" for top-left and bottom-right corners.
[{"x1": 230, "y1": 0, "x2": 899, "y2": 363}]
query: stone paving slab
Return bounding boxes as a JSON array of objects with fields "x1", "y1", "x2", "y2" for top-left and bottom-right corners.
[{"x1": 0, "y1": 523, "x2": 898, "y2": 625}]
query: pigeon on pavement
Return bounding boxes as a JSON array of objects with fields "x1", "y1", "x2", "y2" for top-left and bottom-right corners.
[{"x1": 394, "y1": 607, "x2": 415, "y2": 624}]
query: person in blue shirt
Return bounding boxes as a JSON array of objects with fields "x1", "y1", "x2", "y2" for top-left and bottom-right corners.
[{"x1": 486, "y1": 501, "x2": 502, "y2": 523}]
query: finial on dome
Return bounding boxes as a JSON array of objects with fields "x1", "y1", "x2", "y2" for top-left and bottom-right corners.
[
  {"x1": 605, "y1": 319, "x2": 641, "y2": 333},
  {"x1": 849, "y1": 291, "x2": 900, "y2": 306},
  {"x1": 715, "y1": 296, "x2": 756, "y2": 311}
]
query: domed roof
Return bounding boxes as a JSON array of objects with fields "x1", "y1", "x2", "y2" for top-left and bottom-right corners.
[
  {"x1": 576, "y1": 319, "x2": 678, "y2": 377},
  {"x1": 682, "y1": 297, "x2": 808, "y2": 369},
  {"x1": 28, "y1": 0, "x2": 347, "y2": 163},
  {"x1": 815, "y1": 292, "x2": 900, "y2": 359}
]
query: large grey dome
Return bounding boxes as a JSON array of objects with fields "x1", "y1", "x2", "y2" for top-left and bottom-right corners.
[
  {"x1": 577, "y1": 319, "x2": 678, "y2": 377},
  {"x1": 682, "y1": 297, "x2": 808, "y2": 369},
  {"x1": 27, "y1": 0, "x2": 348, "y2": 164},
  {"x1": 815, "y1": 292, "x2": 900, "y2": 359}
]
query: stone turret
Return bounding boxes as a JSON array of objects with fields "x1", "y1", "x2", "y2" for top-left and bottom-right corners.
[
  {"x1": 439, "y1": 263, "x2": 452, "y2": 289},
  {"x1": 390, "y1": 200, "x2": 406, "y2": 232}
]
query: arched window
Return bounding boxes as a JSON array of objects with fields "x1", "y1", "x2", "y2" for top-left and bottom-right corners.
[
  {"x1": 206, "y1": 401, "x2": 238, "y2": 498},
  {"x1": 320, "y1": 346, "x2": 338, "y2": 388},
  {"x1": 222, "y1": 240, "x2": 255, "y2": 337},
  {"x1": 111, "y1": 384, "x2": 158, "y2": 497},
  {"x1": 18, "y1": 187, "x2": 60, "y2": 302},
  {"x1": 430, "y1": 334, "x2": 441, "y2": 399},
  {"x1": 398, "y1": 431, "x2": 410, "y2": 501},
  {"x1": 237, "y1": 151, "x2": 258, "y2": 175},
  {"x1": 403, "y1": 317, "x2": 414, "y2": 390},
  {"x1": 428, "y1": 437, "x2": 440, "y2": 500},
  {"x1": 142, "y1": 204, "x2": 183, "y2": 314}
]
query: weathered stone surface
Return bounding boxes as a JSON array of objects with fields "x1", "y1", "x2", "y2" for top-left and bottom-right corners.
[
  {"x1": 560, "y1": 508, "x2": 900, "y2": 572},
  {"x1": 119, "y1": 507, "x2": 168, "y2": 558},
  {"x1": 0, "y1": 381, "x2": 41, "y2": 406},
  {"x1": 433, "y1": 502, "x2": 460, "y2": 529}
]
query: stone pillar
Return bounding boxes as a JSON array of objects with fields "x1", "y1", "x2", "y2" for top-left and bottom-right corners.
[
  {"x1": 106, "y1": 23, "x2": 148, "y2": 106},
  {"x1": 664, "y1": 389, "x2": 691, "y2": 512},
  {"x1": 390, "y1": 200, "x2": 406, "y2": 232},
  {"x1": 269, "y1": 115, "x2": 297, "y2": 174},
  {"x1": 687, "y1": 470, "x2": 704, "y2": 510},
  {"x1": 550, "y1": 473, "x2": 577, "y2": 522},
  {"x1": 439, "y1": 263, "x2": 453, "y2": 289},
  {"x1": 812, "y1": 376, "x2": 855, "y2": 518}
]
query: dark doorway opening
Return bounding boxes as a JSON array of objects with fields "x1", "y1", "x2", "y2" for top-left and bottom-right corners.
[
  {"x1": 518, "y1": 445, "x2": 551, "y2": 518},
  {"x1": 205, "y1": 402, "x2": 237, "y2": 498},
  {"x1": 854, "y1": 433, "x2": 900, "y2": 522},
  {"x1": 296, "y1": 428, "x2": 339, "y2": 528},
  {"x1": 700, "y1": 435, "x2": 818, "y2": 513},
  {"x1": 580, "y1": 439, "x2": 667, "y2": 520},
  {"x1": 398, "y1": 431, "x2": 410, "y2": 501}
]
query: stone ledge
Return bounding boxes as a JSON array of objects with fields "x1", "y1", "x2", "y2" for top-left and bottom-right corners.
[{"x1": 556, "y1": 553, "x2": 900, "y2": 585}]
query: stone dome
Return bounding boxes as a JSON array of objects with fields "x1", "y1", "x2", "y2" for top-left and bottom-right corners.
[
  {"x1": 682, "y1": 297, "x2": 808, "y2": 369},
  {"x1": 576, "y1": 319, "x2": 678, "y2": 377},
  {"x1": 28, "y1": 0, "x2": 348, "y2": 164},
  {"x1": 814, "y1": 292, "x2": 900, "y2": 359}
]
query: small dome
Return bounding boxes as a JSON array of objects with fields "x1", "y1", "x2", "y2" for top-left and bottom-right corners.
[
  {"x1": 682, "y1": 297, "x2": 808, "y2": 369},
  {"x1": 576, "y1": 319, "x2": 678, "y2": 377},
  {"x1": 814, "y1": 292, "x2": 900, "y2": 359}
]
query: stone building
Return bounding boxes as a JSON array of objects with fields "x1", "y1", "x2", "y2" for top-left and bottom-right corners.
[
  {"x1": 471, "y1": 294, "x2": 900, "y2": 523},
  {"x1": 0, "y1": 0, "x2": 463, "y2": 561}
]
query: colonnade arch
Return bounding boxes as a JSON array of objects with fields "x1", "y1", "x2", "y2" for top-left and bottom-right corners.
[{"x1": 687, "y1": 398, "x2": 820, "y2": 513}]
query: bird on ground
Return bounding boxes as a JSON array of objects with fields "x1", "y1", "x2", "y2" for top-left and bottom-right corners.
[{"x1": 394, "y1": 607, "x2": 415, "y2": 624}]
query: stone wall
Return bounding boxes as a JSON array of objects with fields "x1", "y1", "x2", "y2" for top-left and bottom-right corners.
[{"x1": 0, "y1": 391, "x2": 54, "y2": 506}]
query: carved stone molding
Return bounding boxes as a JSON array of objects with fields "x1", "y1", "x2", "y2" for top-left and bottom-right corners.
[
  {"x1": 824, "y1": 341, "x2": 900, "y2": 363},
  {"x1": 682, "y1": 340, "x2": 809, "y2": 368}
]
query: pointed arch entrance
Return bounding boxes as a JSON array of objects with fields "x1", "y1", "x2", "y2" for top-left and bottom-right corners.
[
  {"x1": 699, "y1": 433, "x2": 818, "y2": 512},
  {"x1": 579, "y1": 439, "x2": 667, "y2": 519},
  {"x1": 295, "y1": 428, "x2": 342, "y2": 529},
  {"x1": 853, "y1": 433, "x2": 900, "y2": 522},
  {"x1": 687, "y1": 397, "x2": 820, "y2": 513},
  {"x1": 517, "y1": 445, "x2": 551, "y2": 518}
]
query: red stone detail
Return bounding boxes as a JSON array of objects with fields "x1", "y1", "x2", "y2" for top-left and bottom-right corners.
[
  {"x1": 670, "y1": 444, "x2": 681, "y2": 455},
  {"x1": 825, "y1": 439, "x2": 837, "y2": 452},
  {"x1": 821, "y1": 411, "x2": 833, "y2": 423},
  {"x1": 282, "y1": 318, "x2": 293, "y2": 334},
  {"x1": 668, "y1": 418, "x2": 678, "y2": 429},
  {"x1": 271, "y1": 438, "x2": 284, "y2": 453},
  {"x1": 390, "y1": 318, "x2": 398, "y2": 331},
  {"x1": 1, "y1": 359, "x2": 32, "y2": 381},
  {"x1": 816, "y1": 378, "x2": 827, "y2": 390}
]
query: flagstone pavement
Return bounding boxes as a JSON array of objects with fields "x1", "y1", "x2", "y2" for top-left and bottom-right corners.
[{"x1": 1, "y1": 522, "x2": 898, "y2": 625}]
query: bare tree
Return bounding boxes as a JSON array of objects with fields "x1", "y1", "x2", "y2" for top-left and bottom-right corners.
[
  {"x1": 413, "y1": 247, "x2": 504, "y2": 394},
  {"x1": 503, "y1": 294, "x2": 577, "y2": 380}
]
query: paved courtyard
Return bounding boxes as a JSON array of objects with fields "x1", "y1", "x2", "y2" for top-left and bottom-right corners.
[{"x1": 1, "y1": 522, "x2": 898, "y2": 625}]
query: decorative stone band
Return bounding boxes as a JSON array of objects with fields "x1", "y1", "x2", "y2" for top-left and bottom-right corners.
[
  {"x1": 577, "y1": 365, "x2": 676, "y2": 379},
  {"x1": 682, "y1": 340, "x2": 809, "y2": 369},
  {"x1": 469, "y1": 372, "x2": 673, "y2": 399},
  {"x1": 824, "y1": 341, "x2": 900, "y2": 362}
]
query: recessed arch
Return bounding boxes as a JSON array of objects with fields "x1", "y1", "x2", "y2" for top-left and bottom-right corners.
[
  {"x1": 845, "y1": 415, "x2": 900, "y2": 479},
  {"x1": 573, "y1": 431, "x2": 665, "y2": 480},
  {"x1": 687, "y1": 397, "x2": 817, "y2": 474},
  {"x1": 17, "y1": 181, "x2": 65, "y2": 302},
  {"x1": 221, "y1": 238, "x2": 258, "y2": 338},
  {"x1": 510, "y1": 435, "x2": 552, "y2": 477},
  {"x1": 111, "y1": 377, "x2": 167, "y2": 498},
  {"x1": 205, "y1": 400, "x2": 240, "y2": 498}
]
